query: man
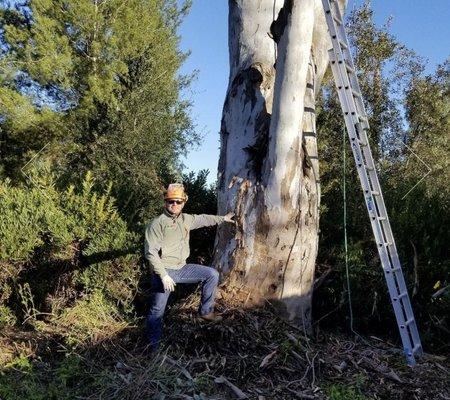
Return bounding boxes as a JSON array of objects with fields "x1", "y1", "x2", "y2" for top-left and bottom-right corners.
[{"x1": 144, "y1": 183, "x2": 234, "y2": 350}]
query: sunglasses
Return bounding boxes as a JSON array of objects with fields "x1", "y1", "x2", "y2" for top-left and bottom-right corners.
[{"x1": 166, "y1": 200, "x2": 184, "y2": 205}]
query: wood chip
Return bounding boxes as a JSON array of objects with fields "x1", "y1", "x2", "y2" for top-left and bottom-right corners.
[
  {"x1": 259, "y1": 350, "x2": 277, "y2": 368},
  {"x1": 333, "y1": 360, "x2": 347, "y2": 372}
]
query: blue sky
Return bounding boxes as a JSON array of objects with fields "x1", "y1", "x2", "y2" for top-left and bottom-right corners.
[{"x1": 179, "y1": 0, "x2": 450, "y2": 184}]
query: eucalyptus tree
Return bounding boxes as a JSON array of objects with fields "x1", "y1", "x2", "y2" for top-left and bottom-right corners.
[{"x1": 214, "y1": 0, "x2": 345, "y2": 331}]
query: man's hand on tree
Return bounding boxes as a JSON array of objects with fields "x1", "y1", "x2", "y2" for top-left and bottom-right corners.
[
  {"x1": 224, "y1": 212, "x2": 235, "y2": 223},
  {"x1": 162, "y1": 275, "x2": 176, "y2": 292}
]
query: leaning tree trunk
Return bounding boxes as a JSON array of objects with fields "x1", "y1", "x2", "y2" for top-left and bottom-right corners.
[{"x1": 214, "y1": 0, "x2": 344, "y2": 332}]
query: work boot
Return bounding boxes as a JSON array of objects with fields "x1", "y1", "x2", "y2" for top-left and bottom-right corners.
[{"x1": 199, "y1": 312, "x2": 223, "y2": 323}]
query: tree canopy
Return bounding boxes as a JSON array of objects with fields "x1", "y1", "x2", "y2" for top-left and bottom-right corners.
[{"x1": 0, "y1": 0, "x2": 196, "y2": 222}]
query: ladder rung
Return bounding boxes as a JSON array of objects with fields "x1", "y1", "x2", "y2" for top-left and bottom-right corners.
[
  {"x1": 358, "y1": 115, "x2": 368, "y2": 123},
  {"x1": 371, "y1": 190, "x2": 380, "y2": 196},
  {"x1": 380, "y1": 242, "x2": 394, "y2": 248},
  {"x1": 357, "y1": 122, "x2": 370, "y2": 132},
  {"x1": 345, "y1": 61, "x2": 355, "y2": 74},
  {"x1": 401, "y1": 318, "x2": 415, "y2": 328},
  {"x1": 352, "y1": 88, "x2": 361, "y2": 98},
  {"x1": 354, "y1": 137, "x2": 368, "y2": 146},
  {"x1": 413, "y1": 344, "x2": 422, "y2": 354},
  {"x1": 393, "y1": 291, "x2": 408, "y2": 301},
  {"x1": 365, "y1": 165, "x2": 374, "y2": 171},
  {"x1": 377, "y1": 216, "x2": 387, "y2": 221},
  {"x1": 333, "y1": 15, "x2": 343, "y2": 25}
]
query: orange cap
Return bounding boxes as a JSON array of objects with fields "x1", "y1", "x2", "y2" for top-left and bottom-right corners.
[{"x1": 164, "y1": 183, "x2": 188, "y2": 201}]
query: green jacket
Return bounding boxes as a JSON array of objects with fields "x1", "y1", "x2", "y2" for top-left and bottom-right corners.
[{"x1": 144, "y1": 210, "x2": 226, "y2": 277}]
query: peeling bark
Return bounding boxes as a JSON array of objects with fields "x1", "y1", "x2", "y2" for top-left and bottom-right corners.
[{"x1": 215, "y1": 0, "x2": 346, "y2": 332}]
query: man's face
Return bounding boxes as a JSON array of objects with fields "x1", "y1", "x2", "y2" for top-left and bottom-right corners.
[{"x1": 164, "y1": 198, "x2": 185, "y2": 216}]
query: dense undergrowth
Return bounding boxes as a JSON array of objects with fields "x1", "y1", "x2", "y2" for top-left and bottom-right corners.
[
  {"x1": 0, "y1": 171, "x2": 140, "y2": 348},
  {"x1": 0, "y1": 167, "x2": 448, "y2": 399}
]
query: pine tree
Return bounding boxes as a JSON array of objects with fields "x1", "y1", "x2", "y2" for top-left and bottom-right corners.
[{"x1": 0, "y1": 0, "x2": 195, "y2": 221}]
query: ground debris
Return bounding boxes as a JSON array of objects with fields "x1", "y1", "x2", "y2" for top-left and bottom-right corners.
[
  {"x1": 162, "y1": 294, "x2": 449, "y2": 399},
  {"x1": 0, "y1": 294, "x2": 449, "y2": 399}
]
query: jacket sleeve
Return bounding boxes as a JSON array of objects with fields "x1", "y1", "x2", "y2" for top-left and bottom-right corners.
[
  {"x1": 144, "y1": 221, "x2": 167, "y2": 277},
  {"x1": 189, "y1": 214, "x2": 225, "y2": 230}
]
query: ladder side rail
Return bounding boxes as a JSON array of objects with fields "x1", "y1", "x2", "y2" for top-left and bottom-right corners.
[
  {"x1": 326, "y1": 0, "x2": 406, "y2": 284},
  {"x1": 350, "y1": 136, "x2": 418, "y2": 361},
  {"x1": 325, "y1": 2, "x2": 373, "y2": 158},
  {"x1": 368, "y1": 190, "x2": 420, "y2": 342},
  {"x1": 393, "y1": 271, "x2": 423, "y2": 354},
  {"x1": 326, "y1": 0, "x2": 403, "y2": 261},
  {"x1": 325, "y1": 23, "x2": 396, "y2": 271},
  {"x1": 329, "y1": 58, "x2": 399, "y2": 271},
  {"x1": 359, "y1": 146, "x2": 417, "y2": 325},
  {"x1": 380, "y1": 252, "x2": 417, "y2": 362},
  {"x1": 349, "y1": 135, "x2": 417, "y2": 360},
  {"x1": 329, "y1": 0, "x2": 369, "y2": 124},
  {"x1": 360, "y1": 131, "x2": 424, "y2": 357},
  {"x1": 323, "y1": 0, "x2": 422, "y2": 364}
]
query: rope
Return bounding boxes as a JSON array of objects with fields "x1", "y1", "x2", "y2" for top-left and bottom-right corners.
[
  {"x1": 342, "y1": 125, "x2": 355, "y2": 334},
  {"x1": 342, "y1": 126, "x2": 383, "y2": 350}
]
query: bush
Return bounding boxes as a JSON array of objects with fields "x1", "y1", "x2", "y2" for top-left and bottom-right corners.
[{"x1": 0, "y1": 170, "x2": 140, "y2": 344}]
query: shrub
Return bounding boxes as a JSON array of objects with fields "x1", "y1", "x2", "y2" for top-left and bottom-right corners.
[{"x1": 0, "y1": 170, "x2": 140, "y2": 342}]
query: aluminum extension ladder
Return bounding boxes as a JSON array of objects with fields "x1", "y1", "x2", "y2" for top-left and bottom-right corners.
[{"x1": 321, "y1": 0, "x2": 423, "y2": 365}]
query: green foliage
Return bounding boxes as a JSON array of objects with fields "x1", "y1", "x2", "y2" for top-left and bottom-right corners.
[
  {"x1": 0, "y1": 0, "x2": 196, "y2": 223},
  {"x1": 0, "y1": 170, "x2": 139, "y2": 344},
  {"x1": 53, "y1": 354, "x2": 84, "y2": 393},
  {"x1": 404, "y1": 60, "x2": 450, "y2": 200},
  {"x1": 182, "y1": 169, "x2": 217, "y2": 216},
  {"x1": 182, "y1": 170, "x2": 218, "y2": 265},
  {"x1": 0, "y1": 168, "x2": 135, "y2": 262},
  {"x1": 0, "y1": 305, "x2": 16, "y2": 328},
  {"x1": 326, "y1": 374, "x2": 369, "y2": 400},
  {"x1": 327, "y1": 383, "x2": 370, "y2": 400},
  {"x1": 316, "y1": 1, "x2": 449, "y2": 349},
  {"x1": 0, "y1": 178, "x2": 70, "y2": 263},
  {"x1": 0, "y1": 353, "x2": 95, "y2": 400},
  {"x1": 0, "y1": 355, "x2": 45, "y2": 400},
  {"x1": 0, "y1": 347, "x2": 203, "y2": 400},
  {"x1": 346, "y1": 1, "x2": 423, "y2": 156}
]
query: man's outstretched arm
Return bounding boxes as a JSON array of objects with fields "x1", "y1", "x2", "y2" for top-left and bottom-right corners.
[{"x1": 189, "y1": 212, "x2": 235, "y2": 230}]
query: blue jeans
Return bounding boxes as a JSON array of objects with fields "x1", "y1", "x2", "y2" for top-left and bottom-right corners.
[{"x1": 146, "y1": 264, "x2": 220, "y2": 350}]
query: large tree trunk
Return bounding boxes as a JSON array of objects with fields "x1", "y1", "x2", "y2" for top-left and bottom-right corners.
[{"x1": 214, "y1": 0, "x2": 343, "y2": 332}]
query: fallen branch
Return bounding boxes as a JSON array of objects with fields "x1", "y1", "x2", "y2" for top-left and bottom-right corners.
[
  {"x1": 214, "y1": 376, "x2": 248, "y2": 399},
  {"x1": 361, "y1": 356, "x2": 402, "y2": 383},
  {"x1": 163, "y1": 355, "x2": 193, "y2": 381}
]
